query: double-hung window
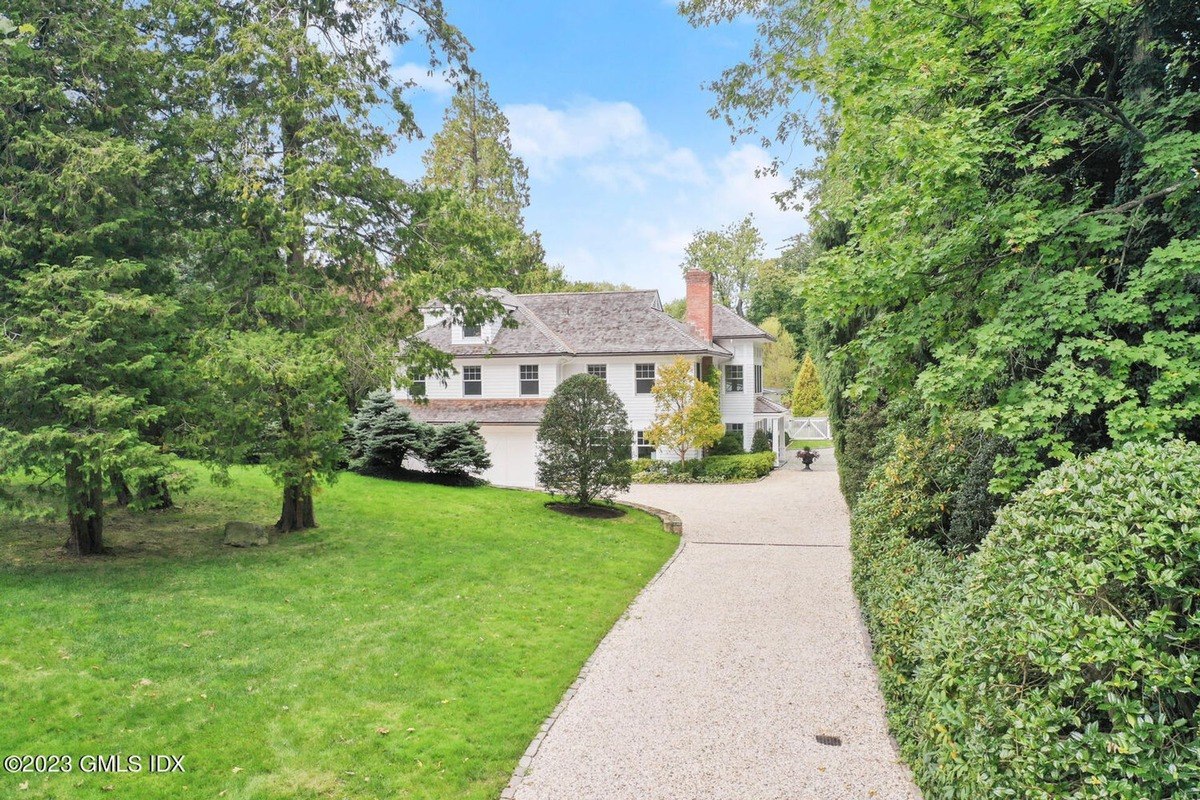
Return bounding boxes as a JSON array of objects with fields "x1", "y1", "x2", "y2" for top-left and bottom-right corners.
[
  {"x1": 519, "y1": 364, "x2": 539, "y2": 396},
  {"x1": 726, "y1": 422, "x2": 744, "y2": 436},
  {"x1": 754, "y1": 364, "x2": 763, "y2": 394},
  {"x1": 410, "y1": 376, "x2": 426, "y2": 397},
  {"x1": 635, "y1": 431, "x2": 655, "y2": 460},
  {"x1": 725, "y1": 364, "x2": 744, "y2": 393},
  {"x1": 462, "y1": 323, "x2": 481, "y2": 338},
  {"x1": 587, "y1": 364, "x2": 607, "y2": 380},
  {"x1": 462, "y1": 365, "x2": 482, "y2": 396},
  {"x1": 635, "y1": 363, "x2": 656, "y2": 394}
]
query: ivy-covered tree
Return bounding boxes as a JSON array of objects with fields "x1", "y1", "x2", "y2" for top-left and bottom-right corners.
[
  {"x1": 646, "y1": 357, "x2": 725, "y2": 462},
  {"x1": 679, "y1": 215, "x2": 765, "y2": 315},
  {"x1": 0, "y1": 260, "x2": 183, "y2": 554},
  {"x1": 536, "y1": 374, "x2": 633, "y2": 505}
]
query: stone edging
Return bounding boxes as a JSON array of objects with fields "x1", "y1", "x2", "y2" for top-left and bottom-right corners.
[{"x1": 499, "y1": 501, "x2": 686, "y2": 799}]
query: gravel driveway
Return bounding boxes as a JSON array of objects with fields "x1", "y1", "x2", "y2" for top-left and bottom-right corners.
[{"x1": 506, "y1": 450, "x2": 922, "y2": 800}]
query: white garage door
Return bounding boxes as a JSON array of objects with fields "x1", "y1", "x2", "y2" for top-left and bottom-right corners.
[{"x1": 477, "y1": 425, "x2": 539, "y2": 488}]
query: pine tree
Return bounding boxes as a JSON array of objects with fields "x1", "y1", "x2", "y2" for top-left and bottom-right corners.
[{"x1": 422, "y1": 78, "x2": 563, "y2": 293}]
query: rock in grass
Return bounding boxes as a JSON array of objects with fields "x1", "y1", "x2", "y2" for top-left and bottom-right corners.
[{"x1": 223, "y1": 521, "x2": 269, "y2": 547}]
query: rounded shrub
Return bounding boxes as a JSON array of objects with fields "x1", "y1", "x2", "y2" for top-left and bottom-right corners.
[
  {"x1": 750, "y1": 428, "x2": 772, "y2": 453},
  {"x1": 536, "y1": 374, "x2": 632, "y2": 504},
  {"x1": 910, "y1": 440, "x2": 1200, "y2": 798}
]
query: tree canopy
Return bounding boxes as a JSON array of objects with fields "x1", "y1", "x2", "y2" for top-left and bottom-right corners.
[
  {"x1": 689, "y1": 0, "x2": 1200, "y2": 492},
  {"x1": 646, "y1": 358, "x2": 725, "y2": 462},
  {"x1": 536, "y1": 374, "x2": 633, "y2": 505},
  {"x1": 679, "y1": 215, "x2": 765, "y2": 315}
]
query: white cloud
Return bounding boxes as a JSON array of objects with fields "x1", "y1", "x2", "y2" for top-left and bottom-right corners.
[
  {"x1": 505, "y1": 99, "x2": 652, "y2": 174},
  {"x1": 501, "y1": 96, "x2": 808, "y2": 297},
  {"x1": 390, "y1": 62, "x2": 454, "y2": 97}
]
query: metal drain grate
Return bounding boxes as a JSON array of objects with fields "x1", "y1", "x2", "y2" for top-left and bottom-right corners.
[{"x1": 815, "y1": 734, "x2": 842, "y2": 747}]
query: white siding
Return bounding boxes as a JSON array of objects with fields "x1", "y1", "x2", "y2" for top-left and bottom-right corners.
[
  {"x1": 398, "y1": 357, "x2": 564, "y2": 400},
  {"x1": 715, "y1": 338, "x2": 760, "y2": 450},
  {"x1": 396, "y1": 341, "x2": 771, "y2": 470}
]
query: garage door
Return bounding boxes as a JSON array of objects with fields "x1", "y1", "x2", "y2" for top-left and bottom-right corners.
[{"x1": 477, "y1": 425, "x2": 539, "y2": 488}]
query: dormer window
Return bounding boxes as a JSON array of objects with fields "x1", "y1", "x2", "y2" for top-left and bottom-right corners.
[{"x1": 462, "y1": 323, "x2": 482, "y2": 339}]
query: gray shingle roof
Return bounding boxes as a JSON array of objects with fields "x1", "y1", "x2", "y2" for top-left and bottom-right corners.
[
  {"x1": 415, "y1": 289, "x2": 732, "y2": 358},
  {"x1": 754, "y1": 394, "x2": 788, "y2": 415},
  {"x1": 712, "y1": 305, "x2": 774, "y2": 340},
  {"x1": 398, "y1": 398, "x2": 547, "y2": 424}
]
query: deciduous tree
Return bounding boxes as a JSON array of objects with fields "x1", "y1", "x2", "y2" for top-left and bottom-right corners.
[
  {"x1": 646, "y1": 358, "x2": 725, "y2": 462},
  {"x1": 679, "y1": 215, "x2": 765, "y2": 315}
]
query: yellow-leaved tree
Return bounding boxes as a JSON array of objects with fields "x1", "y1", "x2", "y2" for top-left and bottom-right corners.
[
  {"x1": 646, "y1": 357, "x2": 725, "y2": 462},
  {"x1": 790, "y1": 352, "x2": 826, "y2": 416}
]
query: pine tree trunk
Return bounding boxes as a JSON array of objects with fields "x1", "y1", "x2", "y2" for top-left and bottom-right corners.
[
  {"x1": 276, "y1": 482, "x2": 316, "y2": 532},
  {"x1": 137, "y1": 476, "x2": 174, "y2": 510},
  {"x1": 66, "y1": 457, "x2": 104, "y2": 555},
  {"x1": 111, "y1": 470, "x2": 133, "y2": 507}
]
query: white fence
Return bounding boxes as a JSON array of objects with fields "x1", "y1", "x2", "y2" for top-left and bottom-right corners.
[{"x1": 786, "y1": 416, "x2": 832, "y2": 441}]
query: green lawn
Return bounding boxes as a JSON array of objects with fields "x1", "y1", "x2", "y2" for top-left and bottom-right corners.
[
  {"x1": 786, "y1": 439, "x2": 833, "y2": 450},
  {"x1": 0, "y1": 465, "x2": 677, "y2": 800}
]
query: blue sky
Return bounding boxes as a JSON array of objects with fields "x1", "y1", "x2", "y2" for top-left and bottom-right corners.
[{"x1": 385, "y1": 0, "x2": 812, "y2": 302}]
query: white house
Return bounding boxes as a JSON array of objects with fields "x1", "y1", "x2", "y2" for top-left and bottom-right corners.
[{"x1": 394, "y1": 269, "x2": 787, "y2": 488}]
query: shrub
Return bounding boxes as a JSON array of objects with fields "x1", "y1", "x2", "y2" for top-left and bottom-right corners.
[
  {"x1": 700, "y1": 452, "x2": 774, "y2": 480},
  {"x1": 421, "y1": 422, "x2": 491, "y2": 478},
  {"x1": 631, "y1": 452, "x2": 774, "y2": 483},
  {"x1": 536, "y1": 374, "x2": 632, "y2": 504},
  {"x1": 835, "y1": 401, "x2": 888, "y2": 507},
  {"x1": 346, "y1": 390, "x2": 429, "y2": 474},
  {"x1": 909, "y1": 441, "x2": 1200, "y2": 798},
  {"x1": 945, "y1": 434, "x2": 1011, "y2": 550},
  {"x1": 850, "y1": 447, "x2": 964, "y2": 734},
  {"x1": 708, "y1": 431, "x2": 744, "y2": 455},
  {"x1": 750, "y1": 428, "x2": 772, "y2": 453}
]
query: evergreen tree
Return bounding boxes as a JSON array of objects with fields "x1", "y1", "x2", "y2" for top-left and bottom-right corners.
[
  {"x1": 423, "y1": 423, "x2": 492, "y2": 479},
  {"x1": 791, "y1": 352, "x2": 825, "y2": 417},
  {"x1": 347, "y1": 390, "x2": 430, "y2": 474},
  {"x1": 0, "y1": 260, "x2": 183, "y2": 554},
  {"x1": 536, "y1": 375, "x2": 633, "y2": 505},
  {"x1": 422, "y1": 78, "x2": 563, "y2": 293},
  {"x1": 162, "y1": 0, "x2": 497, "y2": 530}
]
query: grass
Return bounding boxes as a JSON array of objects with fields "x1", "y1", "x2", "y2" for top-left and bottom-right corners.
[
  {"x1": 0, "y1": 464, "x2": 678, "y2": 800},
  {"x1": 787, "y1": 439, "x2": 833, "y2": 450}
]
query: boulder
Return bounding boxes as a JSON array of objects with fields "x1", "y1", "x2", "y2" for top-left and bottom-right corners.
[{"x1": 223, "y1": 521, "x2": 269, "y2": 547}]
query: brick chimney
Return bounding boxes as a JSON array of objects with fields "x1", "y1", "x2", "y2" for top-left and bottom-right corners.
[{"x1": 685, "y1": 269, "x2": 713, "y2": 342}]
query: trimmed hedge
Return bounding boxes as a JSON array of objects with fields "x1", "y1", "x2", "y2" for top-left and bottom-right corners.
[
  {"x1": 857, "y1": 440, "x2": 1200, "y2": 799},
  {"x1": 909, "y1": 441, "x2": 1200, "y2": 798},
  {"x1": 631, "y1": 451, "x2": 775, "y2": 483}
]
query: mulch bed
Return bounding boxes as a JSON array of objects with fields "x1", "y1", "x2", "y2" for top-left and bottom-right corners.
[{"x1": 544, "y1": 502, "x2": 627, "y2": 519}]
